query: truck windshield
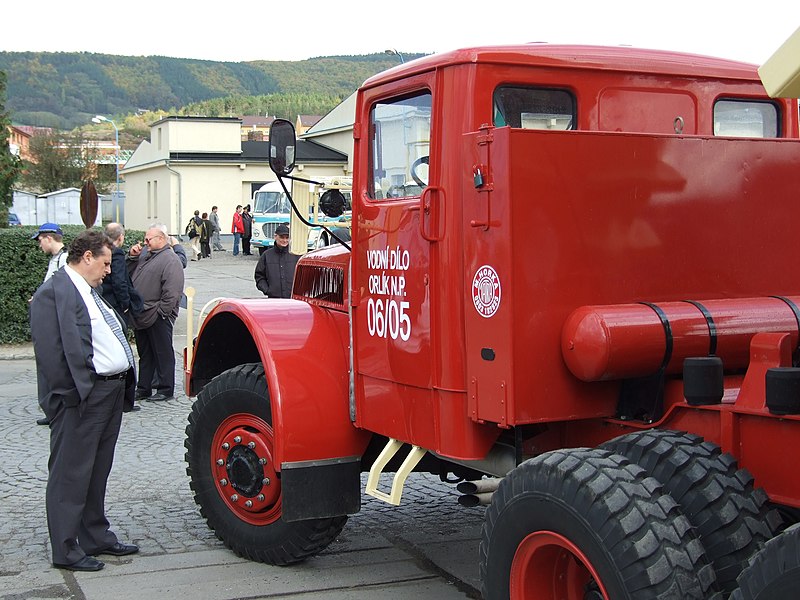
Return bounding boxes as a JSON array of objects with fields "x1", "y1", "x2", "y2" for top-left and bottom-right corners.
[{"x1": 253, "y1": 191, "x2": 290, "y2": 214}]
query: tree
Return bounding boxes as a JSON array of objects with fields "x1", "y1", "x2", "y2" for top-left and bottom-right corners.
[
  {"x1": 0, "y1": 70, "x2": 22, "y2": 226},
  {"x1": 20, "y1": 130, "x2": 99, "y2": 194}
]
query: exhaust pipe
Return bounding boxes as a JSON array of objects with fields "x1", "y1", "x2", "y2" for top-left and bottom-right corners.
[
  {"x1": 457, "y1": 477, "x2": 502, "y2": 507},
  {"x1": 457, "y1": 477, "x2": 502, "y2": 495},
  {"x1": 458, "y1": 492, "x2": 494, "y2": 507}
]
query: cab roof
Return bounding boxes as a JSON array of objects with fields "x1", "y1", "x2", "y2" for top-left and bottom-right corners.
[{"x1": 362, "y1": 44, "x2": 760, "y2": 89}]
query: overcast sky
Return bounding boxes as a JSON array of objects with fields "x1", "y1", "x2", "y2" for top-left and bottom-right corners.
[{"x1": 4, "y1": 0, "x2": 799, "y2": 66}]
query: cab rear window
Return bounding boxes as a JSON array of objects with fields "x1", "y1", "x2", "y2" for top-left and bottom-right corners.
[
  {"x1": 713, "y1": 99, "x2": 779, "y2": 138},
  {"x1": 493, "y1": 87, "x2": 575, "y2": 130}
]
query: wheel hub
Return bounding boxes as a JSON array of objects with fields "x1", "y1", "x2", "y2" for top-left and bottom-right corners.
[
  {"x1": 227, "y1": 445, "x2": 264, "y2": 497},
  {"x1": 211, "y1": 415, "x2": 281, "y2": 525}
]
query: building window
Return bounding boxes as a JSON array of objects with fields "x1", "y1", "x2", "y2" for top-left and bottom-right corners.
[
  {"x1": 369, "y1": 92, "x2": 431, "y2": 200},
  {"x1": 147, "y1": 182, "x2": 152, "y2": 219}
]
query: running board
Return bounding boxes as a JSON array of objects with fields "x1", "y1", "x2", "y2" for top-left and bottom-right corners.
[{"x1": 365, "y1": 438, "x2": 427, "y2": 505}]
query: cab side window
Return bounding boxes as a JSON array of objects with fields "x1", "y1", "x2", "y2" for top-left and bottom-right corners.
[
  {"x1": 494, "y1": 87, "x2": 575, "y2": 130},
  {"x1": 713, "y1": 99, "x2": 779, "y2": 138},
  {"x1": 369, "y1": 92, "x2": 432, "y2": 200}
]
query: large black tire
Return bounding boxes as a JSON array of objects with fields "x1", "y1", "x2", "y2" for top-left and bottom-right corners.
[
  {"x1": 185, "y1": 362, "x2": 347, "y2": 565},
  {"x1": 480, "y1": 448, "x2": 719, "y2": 600},
  {"x1": 731, "y1": 522, "x2": 800, "y2": 599},
  {"x1": 603, "y1": 430, "x2": 781, "y2": 596}
]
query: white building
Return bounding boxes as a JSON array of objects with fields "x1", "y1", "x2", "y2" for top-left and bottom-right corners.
[{"x1": 121, "y1": 116, "x2": 348, "y2": 234}]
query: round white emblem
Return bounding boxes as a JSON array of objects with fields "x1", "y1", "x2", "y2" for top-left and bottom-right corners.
[{"x1": 472, "y1": 265, "x2": 501, "y2": 318}]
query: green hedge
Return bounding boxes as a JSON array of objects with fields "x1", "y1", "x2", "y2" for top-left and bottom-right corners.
[{"x1": 0, "y1": 225, "x2": 145, "y2": 343}]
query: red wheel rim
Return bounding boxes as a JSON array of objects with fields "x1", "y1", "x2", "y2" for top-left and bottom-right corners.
[
  {"x1": 211, "y1": 412, "x2": 281, "y2": 525},
  {"x1": 510, "y1": 530, "x2": 609, "y2": 600}
]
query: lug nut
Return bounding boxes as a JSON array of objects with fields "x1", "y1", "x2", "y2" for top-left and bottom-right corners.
[
  {"x1": 230, "y1": 494, "x2": 239, "y2": 502},
  {"x1": 248, "y1": 441, "x2": 256, "y2": 449},
  {"x1": 257, "y1": 494, "x2": 265, "y2": 501},
  {"x1": 233, "y1": 436, "x2": 242, "y2": 443},
  {"x1": 220, "y1": 479, "x2": 228, "y2": 486},
  {"x1": 245, "y1": 500, "x2": 253, "y2": 508},
  {"x1": 259, "y1": 457, "x2": 267, "y2": 465},
  {"x1": 222, "y1": 442, "x2": 230, "y2": 450},
  {"x1": 263, "y1": 477, "x2": 271, "y2": 486},
  {"x1": 216, "y1": 459, "x2": 224, "y2": 466}
]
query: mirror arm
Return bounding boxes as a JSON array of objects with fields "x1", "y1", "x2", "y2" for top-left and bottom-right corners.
[{"x1": 275, "y1": 175, "x2": 352, "y2": 252}]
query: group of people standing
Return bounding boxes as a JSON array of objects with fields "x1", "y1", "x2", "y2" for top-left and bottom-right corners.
[
  {"x1": 230, "y1": 204, "x2": 253, "y2": 256},
  {"x1": 29, "y1": 222, "x2": 186, "y2": 572},
  {"x1": 185, "y1": 206, "x2": 227, "y2": 260}
]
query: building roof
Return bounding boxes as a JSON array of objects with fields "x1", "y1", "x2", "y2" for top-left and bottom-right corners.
[
  {"x1": 242, "y1": 115, "x2": 276, "y2": 128},
  {"x1": 168, "y1": 139, "x2": 346, "y2": 164},
  {"x1": 303, "y1": 92, "x2": 356, "y2": 137},
  {"x1": 298, "y1": 115, "x2": 322, "y2": 127}
]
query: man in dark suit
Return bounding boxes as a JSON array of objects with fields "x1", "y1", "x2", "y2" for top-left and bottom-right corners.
[{"x1": 30, "y1": 230, "x2": 139, "y2": 572}]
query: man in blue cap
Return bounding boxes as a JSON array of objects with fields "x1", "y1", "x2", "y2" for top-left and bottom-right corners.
[
  {"x1": 32, "y1": 223, "x2": 68, "y2": 426},
  {"x1": 32, "y1": 223, "x2": 67, "y2": 283}
]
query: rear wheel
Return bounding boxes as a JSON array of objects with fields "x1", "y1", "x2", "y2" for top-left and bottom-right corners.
[
  {"x1": 731, "y1": 523, "x2": 800, "y2": 599},
  {"x1": 603, "y1": 430, "x2": 780, "y2": 595},
  {"x1": 185, "y1": 362, "x2": 347, "y2": 565},
  {"x1": 479, "y1": 448, "x2": 718, "y2": 600}
]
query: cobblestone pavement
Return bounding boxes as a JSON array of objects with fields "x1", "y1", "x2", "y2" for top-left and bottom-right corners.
[{"x1": 0, "y1": 247, "x2": 486, "y2": 599}]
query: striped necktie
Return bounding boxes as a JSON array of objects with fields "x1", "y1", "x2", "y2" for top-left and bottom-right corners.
[{"x1": 90, "y1": 288, "x2": 135, "y2": 369}]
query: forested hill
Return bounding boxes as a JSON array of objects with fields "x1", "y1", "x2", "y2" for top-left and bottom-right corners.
[{"x1": 0, "y1": 51, "x2": 427, "y2": 129}]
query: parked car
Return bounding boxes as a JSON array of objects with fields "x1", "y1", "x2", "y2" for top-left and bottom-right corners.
[{"x1": 7, "y1": 213, "x2": 21, "y2": 226}]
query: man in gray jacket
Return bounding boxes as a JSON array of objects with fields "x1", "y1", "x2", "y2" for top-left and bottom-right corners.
[
  {"x1": 209, "y1": 205, "x2": 226, "y2": 251},
  {"x1": 130, "y1": 224, "x2": 184, "y2": 402}
]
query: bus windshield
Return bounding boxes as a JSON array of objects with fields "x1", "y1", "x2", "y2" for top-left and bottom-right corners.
[{"x1": 253, "y1": 190, "x2": 290, "y2": 214}]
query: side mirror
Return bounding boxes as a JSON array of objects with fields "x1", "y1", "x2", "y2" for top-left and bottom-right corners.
[{"x1": 269, "y1": 119, "x2": 297, "y2": 176}]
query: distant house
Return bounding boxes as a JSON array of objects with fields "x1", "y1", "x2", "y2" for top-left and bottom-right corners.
[
  {"x1": 240, "y1": 115, "x2": 275, "y2": 141},
  {"x1": 121, "y1": 116, "x2": 347, "y2": 233},
  {"x1": 8, "y1": 125, "x2": 54, "y2": 163},
  {"x1": 296, "y1": 115, "x2": 322, "y2": 134},
  {"x1": 7, "y1": 126, "x2": 31, "y2": 161}
]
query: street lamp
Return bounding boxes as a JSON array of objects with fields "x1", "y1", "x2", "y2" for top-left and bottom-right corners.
[
  {"x1": 91, "y1": 115, "x2": 119, "y2": 200},
  {"x1": 384, "y1": 48, "x2": 405, "y2": 63}
]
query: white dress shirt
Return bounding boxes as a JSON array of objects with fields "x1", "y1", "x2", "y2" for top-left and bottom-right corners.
[{"x1": 64, "y1": 265, "x2": 130, "y2": 376}]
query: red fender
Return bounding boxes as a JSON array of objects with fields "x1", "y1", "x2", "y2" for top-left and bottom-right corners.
[{"x1": 187, "y1": 298, "x2": 370, "y2": 469}]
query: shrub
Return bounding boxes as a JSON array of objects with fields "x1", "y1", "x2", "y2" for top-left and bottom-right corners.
[{"x1": 0, "y1": 225, "x2": 144, "y2": 343}]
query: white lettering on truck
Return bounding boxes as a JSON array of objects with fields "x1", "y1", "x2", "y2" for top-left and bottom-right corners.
[{"x1": 366, "y1": 247, "x2": 411, "y2": 341}]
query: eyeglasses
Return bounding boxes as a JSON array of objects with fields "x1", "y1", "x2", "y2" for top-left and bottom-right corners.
[{"x1": 144, "y1": 234, "x2": 165, "y2": 244}]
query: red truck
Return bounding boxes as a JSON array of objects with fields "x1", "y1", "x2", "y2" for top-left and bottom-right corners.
[{"x1": 184, "y1": 44, "x2": 800, "y2": 599}]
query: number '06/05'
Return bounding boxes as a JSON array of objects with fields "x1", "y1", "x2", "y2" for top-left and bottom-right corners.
[{"x1": 366, "y1": 298, "x2": 411, "y2": 341}]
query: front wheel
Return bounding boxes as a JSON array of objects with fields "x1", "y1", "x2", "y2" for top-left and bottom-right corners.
[
  {"x1": 480, "y1": 448, "x2": 719, "y2": 600},
  {"x1": 185, "y1": 362, "x2": 347, "y2": 565}
]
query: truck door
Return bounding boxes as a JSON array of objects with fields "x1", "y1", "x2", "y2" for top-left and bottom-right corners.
[{"x1": 353, "y1": 89, "x2": 439, "y2": 444}]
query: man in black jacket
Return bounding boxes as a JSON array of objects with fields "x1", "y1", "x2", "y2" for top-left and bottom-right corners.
[{"x1": 254, "y1": 223, "x2": 299, "y2": 298}]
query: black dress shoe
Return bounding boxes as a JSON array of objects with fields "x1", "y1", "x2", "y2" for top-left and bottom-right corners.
[
  {"x1": 147, "y1": 393, "x2": 173, "y2": 402},
  {"x1": 123, "y1": 405, "x2": 142, "y2": 413},
  {"x1": 36, "y1": 417, "x2": 50, "y2": 426},
  {"x1": 54, "y1": 556, "x2": 105, "y2": 571},
  {"x1": 94, "y1": 542, "x2": 139, "y2": 556}
]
